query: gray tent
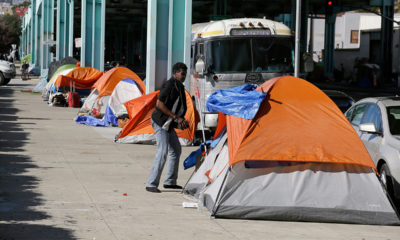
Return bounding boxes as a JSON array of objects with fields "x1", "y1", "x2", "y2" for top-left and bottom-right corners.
[{"x1": 184, "y1": 132, "x2": 400, "y2": 225}]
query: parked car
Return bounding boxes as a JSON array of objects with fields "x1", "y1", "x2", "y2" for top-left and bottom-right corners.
[
  {"x1": 323, "y1": 90, "x2": 355, "y2": 113},
  {"x1": 0, "y1": 60, "x2": 16, "y2": 85},
  {"x1": 344, "y1": 97, "x2": 400, "y2": 201}
]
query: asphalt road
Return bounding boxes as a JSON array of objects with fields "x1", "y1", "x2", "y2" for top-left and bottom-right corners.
[{"x1": 0, "y1": 75, "x2": 400, "y2": 240}]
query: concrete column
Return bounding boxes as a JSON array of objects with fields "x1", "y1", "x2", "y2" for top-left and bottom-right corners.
[
  {"x1": 57, "y1": 0, "x2": 66, "y2": 60},
  {"x1": 81, "y1": 0, "x2": 105, "y2": 70},
  {"x1": 168, "y1": 0, "x2": 192, "y2": 89},
  {"x1": 31, "y1": 0, "x2": 37, "y2": 65},
  {"x1": 146, "y1": 0, "x2": 167, "y2": 93},
  {"x1": 146, "y1": 0, "x2": 192, "y2": 93},
  {"x1": 68, "y1": 0, "x2": 74, "y2": 57}
]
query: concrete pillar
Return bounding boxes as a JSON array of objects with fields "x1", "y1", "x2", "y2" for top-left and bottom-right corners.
[
  {"x1": 58, "y1": 0, "x2": 75, "y2": 60},
  {"x1": 146, "y1": 0, "x2": 192, "y2": 93},
  {"x1": 81, "y1": 0, "x2": 105, "y2": 70},
  {"x1": 31, "y1": 0, "x2": 37, "y2": 65}
]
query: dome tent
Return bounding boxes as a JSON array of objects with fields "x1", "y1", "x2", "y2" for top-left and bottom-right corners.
[{"x1": 183, "y1": 76, "x2": 400, "y2": 225}]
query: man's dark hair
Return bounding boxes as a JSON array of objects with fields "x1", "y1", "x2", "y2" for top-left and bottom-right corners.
[{"x1": 172, "y1": 62, "x2": 187, "y2": 74}]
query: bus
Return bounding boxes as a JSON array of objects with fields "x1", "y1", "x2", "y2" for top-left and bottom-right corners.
[{"x1": 190, "y1": 18, "x2": 295, "y2": 130}]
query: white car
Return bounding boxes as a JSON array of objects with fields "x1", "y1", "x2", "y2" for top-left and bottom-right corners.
[
  {"x1": 0, "y1": 60, "x2": 16, "y2": 85},
  {"x1": 345, "y1": 97, "x2": 400, "y2": 201}
]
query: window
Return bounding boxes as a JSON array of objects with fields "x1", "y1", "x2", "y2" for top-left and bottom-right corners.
[
  {"x1": 361, "y1": 104, "x2": 382, "y2": 132},
  {"x1": 207, "y1": 38, "x2": 252, "y2": 73},
  {"x1": 387, "y1": 106, "x2": 400, "y2": 135},
  {"x1": 198, "y1": 43, "x2": 204, "y2": 55},
  {"x1": 345, "y1": 107, "x2": 354, "y2": 121},
  {"x1": 350, "y1": 104, "x2": 368, "y2": 126},
  {"x1": 351, "y1": 30, "x2": 359, "y2": 44},
  {"x1": 206, "y1": 37, "x2": 293, "y2": 73}
]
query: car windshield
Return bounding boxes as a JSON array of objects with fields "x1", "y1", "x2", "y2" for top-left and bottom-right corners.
[
  {"x1": 206, "y1": 37, "x2": 293, "y2": 73},
  {"x1": 387, "y1": 106, "x2": 400, "y2": 135}
]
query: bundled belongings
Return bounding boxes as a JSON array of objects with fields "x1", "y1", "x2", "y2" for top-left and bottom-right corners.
[
  {"x1": 75, "y1": 67, "x2": 145, "y2": 127},
  {"x1": 76, "y1": 78, "x2": 144, "y2": 127},
  {"x1": 42, "y1": 64, "x2": 76, "y2": 100},
  {"x1": 183, "y1": 76, "x2": 400, "y2": 225},
  {"x1": 115, "y1": 90, "x2": 198, "y2": 146},
  {"x1": 50, "y1": 93, "x2": 67, "y2": 107}
]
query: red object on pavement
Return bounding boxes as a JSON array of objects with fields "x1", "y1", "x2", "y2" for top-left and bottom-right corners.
[
  {"x1": 68, "y1": 81, "x2": 81, "y2": 108},
  {"x1": 68, "y1": 92, "x2": 80, "y2": 108}
]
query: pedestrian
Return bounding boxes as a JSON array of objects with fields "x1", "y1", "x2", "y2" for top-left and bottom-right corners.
[
  {"x1": 146, "y1": 62, "x2": 189, "y2": 193},
  {"x1": 21, "y1": 61, "x2": 29, "y2": 80}
]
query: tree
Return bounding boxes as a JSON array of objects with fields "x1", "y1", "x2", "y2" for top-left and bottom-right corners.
[
  {"x1": 11, "y1": 1, "x2": 31, "y2": 12},
  {"x1": 0, "y1": 14, "x2": 22, "y2": 55}
]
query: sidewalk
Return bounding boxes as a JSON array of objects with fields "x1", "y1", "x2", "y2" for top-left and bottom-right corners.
[{"x1": 0, "y1": 77, "x2": 400, "y2": 240}]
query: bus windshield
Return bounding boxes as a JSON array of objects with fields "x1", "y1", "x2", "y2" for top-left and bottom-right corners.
[{"x1": 206, "y1": 37, "x2": 293, "y2": 73}]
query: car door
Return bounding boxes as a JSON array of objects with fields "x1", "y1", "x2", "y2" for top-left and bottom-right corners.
[{"x1": 359, "y1": 104, "x2": 383, "y2": 165}]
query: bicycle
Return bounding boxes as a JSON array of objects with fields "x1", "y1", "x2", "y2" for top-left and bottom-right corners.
[{"x1": 21, "y1": 68, "x2": 29, "y2": 80}]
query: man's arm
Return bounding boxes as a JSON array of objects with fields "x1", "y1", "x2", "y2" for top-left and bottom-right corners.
[
  {"x1": 156, "y1": 99, "x2": 188, "y2": 129},
  {"x1": 156, "y1": 99, "x2": 176, "y2": 119}
]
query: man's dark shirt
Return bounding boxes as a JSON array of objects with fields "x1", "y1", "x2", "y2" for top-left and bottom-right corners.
[{"x1": 151, "y1": 77, "x2": 187, "y2": 130}]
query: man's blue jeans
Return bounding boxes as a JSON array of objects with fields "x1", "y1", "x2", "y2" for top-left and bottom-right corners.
[{"x1": 147, "y1": 119, "x2": 182, "y2": 188}]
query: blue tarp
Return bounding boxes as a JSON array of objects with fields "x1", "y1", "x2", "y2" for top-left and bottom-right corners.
[
  {"x1": 184, "y1": 133, "x2": 226, "y2": 170},
  {"x1": 206, "y1": 84, "x2": 266, "y2": 120},
  {"x1": 75, "y1": 105, "x2": 118, "y2": 127},
  {"x1": 183, "y1": 140, "x2": 212, "y2": 170}
]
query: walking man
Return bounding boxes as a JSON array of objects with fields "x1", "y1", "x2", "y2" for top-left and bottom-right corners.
[
  {"x1": 21, "y1": 61, "x2": 29, "y2": 80},
  {"x1": 146, "y1": 62, "x2": 189, "y2": 193}
]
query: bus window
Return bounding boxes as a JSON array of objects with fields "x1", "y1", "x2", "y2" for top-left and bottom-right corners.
[
  {"x1": 253, "y1": 37, "x2": 293, "y2": 73},
  {"x1": 206, "y1": 37, "x2": 293, "y2": 74},
  {"x1": 207, "y1": 39, "x2": 252, "y2": 73},
  {"x1": 198, "y1": 43, "x2": 204, "y2": 56}
]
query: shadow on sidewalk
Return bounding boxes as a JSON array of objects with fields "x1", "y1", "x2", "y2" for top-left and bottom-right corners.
[{"x1": 0, "y1": 87, "x2": 74, "y2": 239}]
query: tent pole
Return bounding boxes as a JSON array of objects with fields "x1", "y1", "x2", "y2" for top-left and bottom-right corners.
[
  {"x1": 181, "y1": 158, "x2": 201, "y2": 193},
  {"x1": 210, "y1": 165, "x2": 231, "y2": 217},
  {"x1": 195, "y1": 87, "x2": 208, "y2": 153},
  {"x1": 294, "y1": 0, "x2": 301, "y2": 77}
]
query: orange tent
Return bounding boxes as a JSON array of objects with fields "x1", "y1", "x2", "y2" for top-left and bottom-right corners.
[
  {"x1": 116, "y1": 90, "x2": 198, "y2": 145},
  {"x1": 92, "y1": 67, "x2": 146, "y2": 97},
  {"x1": 214, "y1": 76, "x2": 375, "y2": 170},
  {"x1": 53, "y1": 67, "x2": 103, "y2": 89},
  {"x1": 182, "y1": 76, "x2": 400, "y2": 225}
]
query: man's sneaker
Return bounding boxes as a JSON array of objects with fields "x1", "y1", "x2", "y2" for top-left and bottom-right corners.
[
  {"x1": 145, "y1": 187, "x2": 161, "y2": 193},
  {"x1": 163, "y1": 184, "x2": 183, "y2": 189}
]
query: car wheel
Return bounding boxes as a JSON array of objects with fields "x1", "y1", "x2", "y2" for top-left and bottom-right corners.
[
  {"x1": 3, "y1": 78, "x2": 10, "y2": 85},
  {"x1": 0, "y1": 72, "x2": 5, "y2": 85},
  {"x1": 379, "y1": 163, "x2": 394, "y2": 196}
]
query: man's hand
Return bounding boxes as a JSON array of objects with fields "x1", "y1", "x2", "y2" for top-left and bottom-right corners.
[{"x1": 177, "y1": 117, "x2": 189, "y2": 130}]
